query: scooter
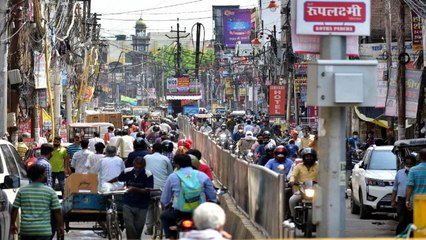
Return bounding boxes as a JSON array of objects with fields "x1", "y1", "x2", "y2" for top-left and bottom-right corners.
[{"x1": 293, "y1": 181, "x2": 316, "y2": 238}]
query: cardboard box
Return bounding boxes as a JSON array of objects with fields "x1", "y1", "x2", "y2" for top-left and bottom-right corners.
[{"x1": 64, "y1": 173, "x2": 98, "y2": 198}]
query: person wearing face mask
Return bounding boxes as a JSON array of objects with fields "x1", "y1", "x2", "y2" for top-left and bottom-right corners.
[
  {"x1": 391, "y1": 155, "x2": 415, "y2": 235},
  {"x1": 265, "y1": 146, "x2": 294, "y2": 177},
  {"x1": 215, "y1": 123, "x2": 231, "y2": 138},
  {"x1": 232, "y1": 125, "x2": 245, "y2": 142},
  {"x1": 288, "y1": 148, "x2": 319, "y2": 220},
  {"x1": 109, "y1": 156, "x2": 153, "y2": 240},
  {"x1": 50, "y1": 137, "x2": 69, "y2": 195},
  {"x1": 348, "y1": 131, "x2": 360, "y2": 151}
]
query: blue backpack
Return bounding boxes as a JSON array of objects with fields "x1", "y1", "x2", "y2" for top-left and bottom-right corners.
[{"x1": 175, "y1": 170, "x2": 203, "y2": 212}]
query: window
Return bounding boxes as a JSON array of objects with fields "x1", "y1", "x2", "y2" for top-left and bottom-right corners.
[
  {"x1": 368, "y1": 150, "x2": 397, "y2": 170},
  {"x1": 2, "y1": 145, "x2": 19, "y2": 176}
]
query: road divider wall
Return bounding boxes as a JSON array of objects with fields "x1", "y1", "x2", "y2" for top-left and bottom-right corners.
[{"x1": 178, "y1": 117, "x2": 285, "y2": 238}]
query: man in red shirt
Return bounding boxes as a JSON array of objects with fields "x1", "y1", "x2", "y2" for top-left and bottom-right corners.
[{"x1": 187, "y1": 149, "x2": 213, "y2": 180}]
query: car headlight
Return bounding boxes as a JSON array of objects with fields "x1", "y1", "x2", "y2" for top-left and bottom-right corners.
[
  {"x1": 305, "y1": 188, "x2": 315, "y2": 198},
  {"x1": 366, "y1": 178, "x2": 386, "y2": 186}
]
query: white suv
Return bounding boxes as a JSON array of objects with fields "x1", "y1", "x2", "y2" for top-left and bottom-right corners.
[
  {"x1": 350, "y1": 145, "x2": 397, "y2": 219},
  {"x1": 0, "y1": 140, "x2": 29, "y2": 202}
]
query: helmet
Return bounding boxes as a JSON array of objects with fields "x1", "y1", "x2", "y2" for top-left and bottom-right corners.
[
  {"x1": 264, "y1": 143, "x2": 276, "y2": 152},
  {"x1": 274, "y1": 145, "x2": 287, "y2": 157},
  {"x1": 263, "y1": 130, "x2": 272, "y2": 138},
  {"x1": 161, "y1": 140, "x2": 174, "y2": 152},
  {"x1": 153, "y1": 125, "x2": 160, "y2": 132},
  {"x1": 301, "y1": 148, "x2": 317, "y2": 160}
]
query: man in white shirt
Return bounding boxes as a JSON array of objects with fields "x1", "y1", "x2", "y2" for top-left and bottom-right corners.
[
  {"x1": 119, "y1": 129, "x2": 135, "y2": 161},
  {"x1": 86, "y1": 142, "x2": 106, "y2": 173},
  {"x1": 94, "y1": 145, "x2": 125, "y2": 191},
  {"x1": 71, "y1": 139, "x2": 93, "y2": 173},
  {"x1": 88, "y1": 132, "x2": 105, "y2": 153}
]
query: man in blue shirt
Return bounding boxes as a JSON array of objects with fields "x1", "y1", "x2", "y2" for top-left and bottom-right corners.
[
  {"x1": 160, "y1": 154, "x2": 217, "y2": 239},
  {"x1": 265, "y1": 145, "x2": 293, "y2": 177},
  {"x1": 406, "y1": 149, "x2": 426, "y2": 210},
  {"x1": 110, "y1": 156, "x2": 153, "y2": 240},
  {"x1": 391, "y1": 155, "x2": 415, "y2": 235}
]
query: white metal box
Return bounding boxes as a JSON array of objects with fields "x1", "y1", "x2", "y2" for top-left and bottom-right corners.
[{"x1": 307, "y1": 60, "x2": 378, "y2": 107}]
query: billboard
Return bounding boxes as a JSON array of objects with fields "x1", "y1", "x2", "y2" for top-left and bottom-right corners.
[
  {"x1": 223, "y1": 9, "x2": 252, "y2": 48},
  {"x1": 296, "y1": 0, "x2": 371, "y2": 36},
  {"x1": 269, "y1": 85, "x2": 286, "y2": 116}
]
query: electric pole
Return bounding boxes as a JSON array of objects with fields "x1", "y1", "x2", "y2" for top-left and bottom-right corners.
[
  {"x1": 166, "y1": 19, "x2": 190, "y2": 77},
  {"x1": 396, "y1": 0, "x2": 406, "y2": 140},
  {"x1": 0, "y1": 0, "x2": 8, "y2": 138}
]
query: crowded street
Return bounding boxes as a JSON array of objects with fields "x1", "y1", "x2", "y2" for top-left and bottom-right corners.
[{"x1": 0, "y1": 0, "x2": 426, "y2": 239}]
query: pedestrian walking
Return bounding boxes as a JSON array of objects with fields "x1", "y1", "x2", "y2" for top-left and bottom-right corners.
[
  {"x1": 71, "y1": 139, "x2": 93, "y2": 173},
  {"x1": 406, "y1": 148, "x2": 426, "y2": 210},
  {"x1": 391, "y1": 155, "x2": 415, "y2": 235},
  {"x1": 10, "y1": 163, "x2": 63, "y2": 240},
  {"x1": 51, "y1": 137, "x2": 68, "y2": 195}
]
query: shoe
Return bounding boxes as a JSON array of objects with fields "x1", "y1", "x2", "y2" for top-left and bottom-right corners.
[{"x1": 144, "y1": 228, "x2": 153, "y2": 235}]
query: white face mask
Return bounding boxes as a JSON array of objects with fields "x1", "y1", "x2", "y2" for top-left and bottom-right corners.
[
  {"x1": 405, "y1": 166, "x2": 410, "y2": 170},
  {"x1": 354, "y1": 135, "x2": 359, "y2": 138}
]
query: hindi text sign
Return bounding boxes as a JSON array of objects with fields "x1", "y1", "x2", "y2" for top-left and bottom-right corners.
[{"x1": 296, "y1": 0, "x2": 371, "y2": 36}]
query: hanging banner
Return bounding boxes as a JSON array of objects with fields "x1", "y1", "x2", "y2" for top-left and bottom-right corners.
[
  {"x1": 269, "y1": 85, "x2": 287, "y2": 116},
  {"x1": 83, "y1": 86, "x2": 95, "y2": 103},
  {"x1": 120, "y1": 95, "x2": 137, "y2": 106},
  {"x1": 385, "y1": 69, "x2": 422, "y2": 118},
  {"x1": 34, "y1": 51, "x2": 47, "y2": 89},
  {"x1": 42, "y1": 109, "x2": 52, "y2": 130},
  {"x1": 411, "y1": 10, "x2": 423, "y2": 51},
  {"x1": 223, "y1": 9, "x2": 252, "y2": 48}
]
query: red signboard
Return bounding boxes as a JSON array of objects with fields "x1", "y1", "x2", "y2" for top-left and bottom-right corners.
[
  {"x1": 411, "y1": 10, "x2": 423, "y2": 51},
  {"x1": 304, "y1": 2, "x2": 366, "y2": 22},
  {"x1": 269, "y1": 85, "x2": 286, "y2": 116}
]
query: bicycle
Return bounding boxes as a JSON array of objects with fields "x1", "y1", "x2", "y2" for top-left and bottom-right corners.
[
  {"x1": 151, "y1": 189, "x2": 163, "y2": 240},
  {"x1": 100, "y1": 189, "x2": 126, "y2": 240}
]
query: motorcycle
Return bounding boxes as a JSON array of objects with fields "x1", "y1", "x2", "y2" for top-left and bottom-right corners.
[
  {"x1": 216, "y1": 133, "x2": 233, "y2": 151},
  {"x1": 293, "y1": 181, "x2": 316, "y2": 238},
  {"x1": 241, "y1": 149, "x2": 254, "y2": 163}
]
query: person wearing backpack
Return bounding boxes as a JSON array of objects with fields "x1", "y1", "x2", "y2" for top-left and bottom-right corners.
[{"x1": 160, "y1": 154, "x2": 217, "y2": 239}]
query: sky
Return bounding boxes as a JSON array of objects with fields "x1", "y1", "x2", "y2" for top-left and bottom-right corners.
[{"x1": 92, "y1": 0, "x2": 259, "y2": 39}]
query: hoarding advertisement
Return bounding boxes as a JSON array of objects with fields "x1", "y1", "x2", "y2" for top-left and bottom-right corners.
[
  {"x1": 411, "y1": 10, "x2": 423, "y2": 51},
  {"x1": 223, "y1": 9, "x2": 252, "y2": 48},
  {"x1": 269, "y1": 85, "x2": 286, "y2": 116},
  {"x1": 296, "y1": 0, "x2": 371, "y2": 36},
  {"x1": 166, "y1": 77, "x2": 201, "y2": 100}
]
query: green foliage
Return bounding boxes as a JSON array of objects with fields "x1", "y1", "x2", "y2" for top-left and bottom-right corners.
[{"x1": 155, "y1": 45, "x2": 214, "y2": 78}]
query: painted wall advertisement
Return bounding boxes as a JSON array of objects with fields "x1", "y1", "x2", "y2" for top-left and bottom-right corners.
[
  {"x1": 385, "y1": 69, "x2": 422, "y2": 118},
  {"x1": 223, "y1": 8, "x2": 252, "y2": 48},
  {"x1": 269, "y1": 85, "x2": 286, "y2": 116}
]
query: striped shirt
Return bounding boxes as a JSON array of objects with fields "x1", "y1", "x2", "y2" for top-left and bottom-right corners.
[
  {"x1": 407, "y1": 162, "x2": 426, "y2": 201},
  {"x1": 12, "y1": 182, "x2": 61, "y2": 236},
  {"x1": 67, "y1": 143, "x2": 82, "y2": 159}
]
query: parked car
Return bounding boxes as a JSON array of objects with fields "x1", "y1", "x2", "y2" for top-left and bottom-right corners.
[
  {"x1": 0, "y1": 140, "x2": 28, "y2": 203},
  {"x1": 350, "y1": 145, "x2": 396, "y2": 219}
]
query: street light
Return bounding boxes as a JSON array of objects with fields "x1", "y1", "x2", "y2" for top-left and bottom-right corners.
[{"x1": 267, "y1": 0, "x2": 279, "y2": 12}]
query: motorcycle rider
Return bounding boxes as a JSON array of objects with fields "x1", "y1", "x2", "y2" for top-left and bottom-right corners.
[
  {"x1": 257, "y1": 143, "x2": 276, "y2": 166},
  {"x1": 215, "y1": 123, "x2": 231, "y2": 138},
  {"x1": 232, "y1": 125, "x2": 245, "y2": 142},
  {"x1": 236, "y1": 131, "x2": 257, "y2": 154},
  {"x1": 288, "y1": 148, "x2": 319, "y2": 220},
  {"x1": 265, "y1": 146, "x2": 293, "y2": 177},
  {"x1": 200, "y1": 122, "x2": 213, "y2": 134}
]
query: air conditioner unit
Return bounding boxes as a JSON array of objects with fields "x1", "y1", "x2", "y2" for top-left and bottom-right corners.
[{"x1": 8, "y1": 69, "x2": 22, "y2": 85}]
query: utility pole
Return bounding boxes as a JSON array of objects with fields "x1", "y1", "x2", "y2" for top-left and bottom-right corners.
[
  {"x1": 195, "y1": 22, "x2": 201, "y2": 108},
  {"x1": 166, "y1": 19, "x2": 190, "y2": 77},
  {"x1": 316, "y1": 36, "x2": 347, "y2": 238},
  {"x1": 396, "y1": 0, "x2": 406, "y2": 140},
  {"x1": 415, "y1": 15, "x2": 426, "y2": 137},
  {"x1": 384, "y1": 0, "x2": 392, "y2": 77},
  {"x1": 0, "y1": 0, "x2": 7, "y2": 138}
]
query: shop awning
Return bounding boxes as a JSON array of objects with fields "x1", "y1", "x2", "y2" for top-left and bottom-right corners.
[
  {"x1": 354, "y1": 107, "x2": 389, "y2": 129},
  {"x1": 166, "y1": 94, "x2": 202, "y2": 100}
]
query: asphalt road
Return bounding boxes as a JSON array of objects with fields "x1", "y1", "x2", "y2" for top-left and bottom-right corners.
[{"x1": 63, "y1": 198, "x2": 397, "y2": 239}]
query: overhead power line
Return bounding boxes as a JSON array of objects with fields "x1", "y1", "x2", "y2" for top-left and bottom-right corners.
[
  {"x1": 100, "y1": 16, "x2": 211, "y2": 22},
  {"x1": 100, "y1": 0, "x2": 203, "y2": 15}
]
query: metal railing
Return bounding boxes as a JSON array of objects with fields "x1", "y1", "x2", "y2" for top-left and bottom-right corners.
[{"x1": 178, "y1": 117, "x2": 285, "y2": 238}]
